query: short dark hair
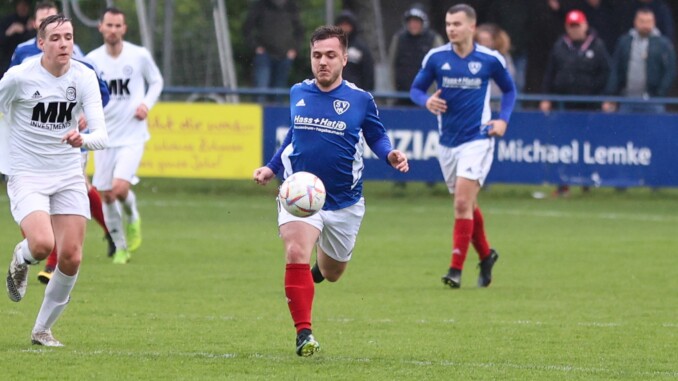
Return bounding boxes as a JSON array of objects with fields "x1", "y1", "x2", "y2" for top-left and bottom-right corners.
[
  {"x1": 101, "y1": 6, "x2": 126, "y2": 22},
  {"x1": 636, "y1": 7, "x2": 655, "y2": 18},
  {"x1": 310, "y1": 25, "x2": 347, "y2": 51},
  {"x1": 38, "y1": 14, "x2": 71, "y2": 39},
  {"x1": 447, "y1": 3, "x2": 477, "y2": 22},
  {"x1": 35, "y1": 1, "x2": 58, "y2": 15}
]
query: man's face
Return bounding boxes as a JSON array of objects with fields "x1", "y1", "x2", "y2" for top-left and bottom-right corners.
[
  {"x1": 565, "y1": 22, "x2": 588, "y2": 41},
  {"x1": 99, "y1": 12, "x2": 127, "y2": 45},
  {"x1": 39, "y1": 21, "x2": 74, "y2": 66},
  {"x1": 310, "y1": 37, "x2": 347, "y2": 89},
  {"x1": 34, "y1": 8, "x2": 58, "y2": 30},
  {"x1": 406, "y1": 18, "x2": 424, "y2": 35},
  {"x1": 445, "y1": 11, "x2": 475, "y2": 45},
  {"x1": 634, "y1": 12, "x2": 655, "y2": 37}
]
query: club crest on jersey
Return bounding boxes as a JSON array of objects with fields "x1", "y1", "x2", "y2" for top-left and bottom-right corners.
[
  {"x1": 468, "y1": 61, "x2": 482, "y2": 75},
  {"x1": 333, "y1": 100, "x2": 350, "y2": 115},
  {"x1": 123, "y1": 65, "x2": 134, "y2": 76},
  {"x1": 66, "y1": 87, "x2": 76, "y2": 101}
]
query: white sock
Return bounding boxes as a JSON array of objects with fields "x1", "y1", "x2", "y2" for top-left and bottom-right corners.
[
  {"x1": 104, "y1": 201, "x2": 126, "y2": 250},
  {"x1": 16, "y1": 239, "x2": 38, "y2": 265},
  {"x1": 33, "y1": 267, "x2": 78, "y2": 332},
  {"x1": 122, "y1": 190, "x2": 140, "y2": 223}
]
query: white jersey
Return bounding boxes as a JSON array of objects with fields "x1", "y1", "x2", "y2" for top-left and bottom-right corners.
[
  {"x1": 86, "y1": 41, "x2": 163, "y2": 147},
  {"x1": 0, "y1": 58, "x2": 108, "y2": 176}
]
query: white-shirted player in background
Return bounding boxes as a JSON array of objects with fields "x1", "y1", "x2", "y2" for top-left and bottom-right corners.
[
  {"x1": 1, "y1": 14, "x2": 108, "y2": 346},
  {"x1": 87, "y1": 7, "x2": 163, "y2": 264},
  {"x1": 410, "y1": 4, "x2": 516, "y2": 289}
]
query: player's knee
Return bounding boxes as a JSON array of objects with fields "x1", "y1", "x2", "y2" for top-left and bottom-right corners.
[
  {"x1": 58, "y1": 249, "x2": 82, "y2": 269},
  {"x1": 285, "y1": 243, "x2": 311, "y2": 263},
  {"x1": 29, "y1": 239, "x2": 54, "y2": 259},
  {"x1": 454, "y1": 198, "x2": 473, "y2": 215}
]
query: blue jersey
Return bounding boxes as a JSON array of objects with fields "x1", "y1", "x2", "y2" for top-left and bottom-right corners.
[
  {"x1": 267, "y1": 79, "x2": 393, "y2": 210},
  {"x1": 410, "y1": 43, "x2": 516, "y2": 148}
]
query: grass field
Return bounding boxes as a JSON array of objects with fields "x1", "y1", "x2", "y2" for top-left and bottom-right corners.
[{"x1": 0, "y1": 179, "x2": 676, "y2": 380}]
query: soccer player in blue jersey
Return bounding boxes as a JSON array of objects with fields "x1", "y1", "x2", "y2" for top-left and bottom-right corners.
[
  {"x1": 253, "y1": 25, "x2": 409, "y2": 357},
  {"x1": 410, "y1": 4, "x2": 516, "y2": 289}
]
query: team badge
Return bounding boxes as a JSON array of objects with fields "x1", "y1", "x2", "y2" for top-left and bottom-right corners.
[
  {"x1": 468, "y1": 61, "x2": 482, "y2": 75},
  {"x1": 123, "y1": 65, "x2": 134, "y2": 76},
  {"x1": 66, "y1": 87, "x2": 76, "y2": 101},
  {"x1": 333, "y1": 100, "x2": 350, "y2": 115}
]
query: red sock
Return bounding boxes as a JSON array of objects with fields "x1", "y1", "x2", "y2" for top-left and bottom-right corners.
[
  {"x1": 46, "y1": 246, "x2": 57, "y2": 269},
  {"x1": 285, "y1": 263, "x2": 314, "y2": 333},
  {"x1": 472, "y1": 207, "x2": 491, "y2": 260},
  {"x1": 88, "y1": 187, "x2": 109, "y2": 234},
  {"x1": 451, "y1": 218, "x2": 473, "y2": 270}
]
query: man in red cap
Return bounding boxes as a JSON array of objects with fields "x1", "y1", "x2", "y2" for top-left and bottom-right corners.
[{"x1": 540, "y1": 9, "x2": 610, "y2": 196}]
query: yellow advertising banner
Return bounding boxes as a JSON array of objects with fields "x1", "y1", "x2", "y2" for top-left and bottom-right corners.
[{"x1": 88, "y1": 102, "x2": 262, "y2": 179}]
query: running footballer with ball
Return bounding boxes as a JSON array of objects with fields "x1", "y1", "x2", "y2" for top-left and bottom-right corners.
[{"x1": 253, "y1": 25, "x2": 408, "y2": 357}]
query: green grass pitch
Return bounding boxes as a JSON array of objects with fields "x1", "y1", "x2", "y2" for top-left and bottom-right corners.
[{"x1": 0, "y1": 179, "x2": 676, "y2": 380}]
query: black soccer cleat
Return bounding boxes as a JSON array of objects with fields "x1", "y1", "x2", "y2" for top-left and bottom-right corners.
[
  {"x1": 477, "y1": 249, "x2": 499, "y2": 287},
  {"x1": 441, "y1": 268, "x2": 461, "y2": 288},
  {"x1": 105, "y1": 233, "x2": 116, "y2": 257}
]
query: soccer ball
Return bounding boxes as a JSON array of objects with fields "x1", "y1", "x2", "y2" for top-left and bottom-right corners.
[{"x1": 279, "y1": 171, "x2": 326, "y2": 217}]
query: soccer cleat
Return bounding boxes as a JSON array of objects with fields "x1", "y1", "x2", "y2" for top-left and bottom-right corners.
[
  {"x1": 126, "y1": 218, "x2": 142, "y2": 252},
  {"x1": 441, "y1": 268, "x2": 462, "y2": 288},
  {"x1": 295, "y1": 329, "x2": 320, "y2": 357},
  {"x1": 31, "y1": 329, "x2": 64, "y2": 347},
  {"x1": 37, "y1": 266, "x2": 55, "y2": 285},
  {"x1": 7, "y1": 243, "x2": 29, "y2": 302},
  {"x1": 105, "y1": 233, "x2": 116, "y2": 257},
  {"x1": 477, "y1": 249, "x2": 499, "y2": 287},
  {"x1": 112, "y1": 249, "x2": 130, "y2": 265}
]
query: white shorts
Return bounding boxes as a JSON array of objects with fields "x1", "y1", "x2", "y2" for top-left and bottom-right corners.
[
  {"x1": 278, "y1": 198, "x2": 365, "y2": 262},
  {"x1": 438, "y1": 138, "x2": 494, "y2": 194},
  {"x1": 7, "y1": 173, "x2": 90, "y2": 224},
  {"x1": 92, "y1": 143, "x2": 144, "y2": 191}
]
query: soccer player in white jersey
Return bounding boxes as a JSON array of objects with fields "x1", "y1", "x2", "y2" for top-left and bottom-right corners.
[
  {"x1": 253, "y1": 26, "x2": 409, "y2": 357},
  {"x1": 410, "y1": 4, "x2": 516, "y2": 289},
  {"x1": 0, "y1": 14, "x2": 108, "y2": 346},
  {"x1": 86, "y1": 7, "x2": 164, "y2": 264},
  {"x1": 9, "y1": 0, "x2": 116, "y2": 284}
]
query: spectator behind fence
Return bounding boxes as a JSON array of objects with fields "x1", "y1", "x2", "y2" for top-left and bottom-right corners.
[
  {"x1": 0, "y1": 0, "x2": 33, "y2": 76},
  {"x1": 630, "y1": 0, "x2": 674, "y2": 44},
  {"x1": 389, "y1": 5, "x2": 444, "y2": 106},
  {"x1": 243, "y1": 0, "x2": 303, "y2": 102},
  {"x1": 485, "y1": 0, "x2": 530, "y2": 92},
  {"x1": 540, "y1": 9, "x2": 610, "y2": 113},
  {"x1": 475, "y1": 23, "x2": 516, "y2": 111},
  {"x1": 573, "y1": 0, "x2": 629, "y2": 54},
  {"x1": 603, "y1": 7, "x2": 676, "y2": 114},
  {"x1": 335, "y1": 10, "x2": 374, "y2": 91}
]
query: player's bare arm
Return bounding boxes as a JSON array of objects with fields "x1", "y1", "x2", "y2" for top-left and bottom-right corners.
[
  {"x1": 425, "y1": 89, "x2": 447, "y2": 115},
  {"x1": 388, "y1": 150, "x2": 409, "y2": 173},
  {"x1": 487, "y1": 119, "x2": 507, "y2": 137},
  {"x1": 253, "y1": 166, "x2": 275, "y2": 185}
]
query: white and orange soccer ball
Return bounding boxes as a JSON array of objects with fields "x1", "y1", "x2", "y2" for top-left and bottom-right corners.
[{"x1": 279, "y1": 171, "x2": 326, "y2": 217}]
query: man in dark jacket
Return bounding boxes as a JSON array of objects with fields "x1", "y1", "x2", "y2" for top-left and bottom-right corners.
[
  {"x1": 389, "y1": 6, "x2": 444, "y2": 106},
  {"x1": 540, "y1": 9, "x2": 610, "y2": 112},
  {"x1": 603, "y1": 7, "x2": 676, "y2": 113},
  {"x1": 243, "y1": 0, "x2": 304, "y2": 102},
  {"x1": 335, "y1": 10, "x2": 374, "y2": 90}
]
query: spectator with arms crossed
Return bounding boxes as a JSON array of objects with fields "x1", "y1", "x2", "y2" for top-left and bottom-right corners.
[{"x1": 410, "y1": 4, "x2": 516, "y2": 289}]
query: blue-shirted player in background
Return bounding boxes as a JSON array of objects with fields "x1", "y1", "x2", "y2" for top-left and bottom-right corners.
[
  {"x1": 410, "y1": 4, "x2": 516, "y2": 289},
  {"x1": 253, "y1": 25, "x2": 409, "y2": 357}
]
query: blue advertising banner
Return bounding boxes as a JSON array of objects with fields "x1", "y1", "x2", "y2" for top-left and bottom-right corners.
[{"x1": 263, "y1": 106, "x2": 678, "y2": 187}]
